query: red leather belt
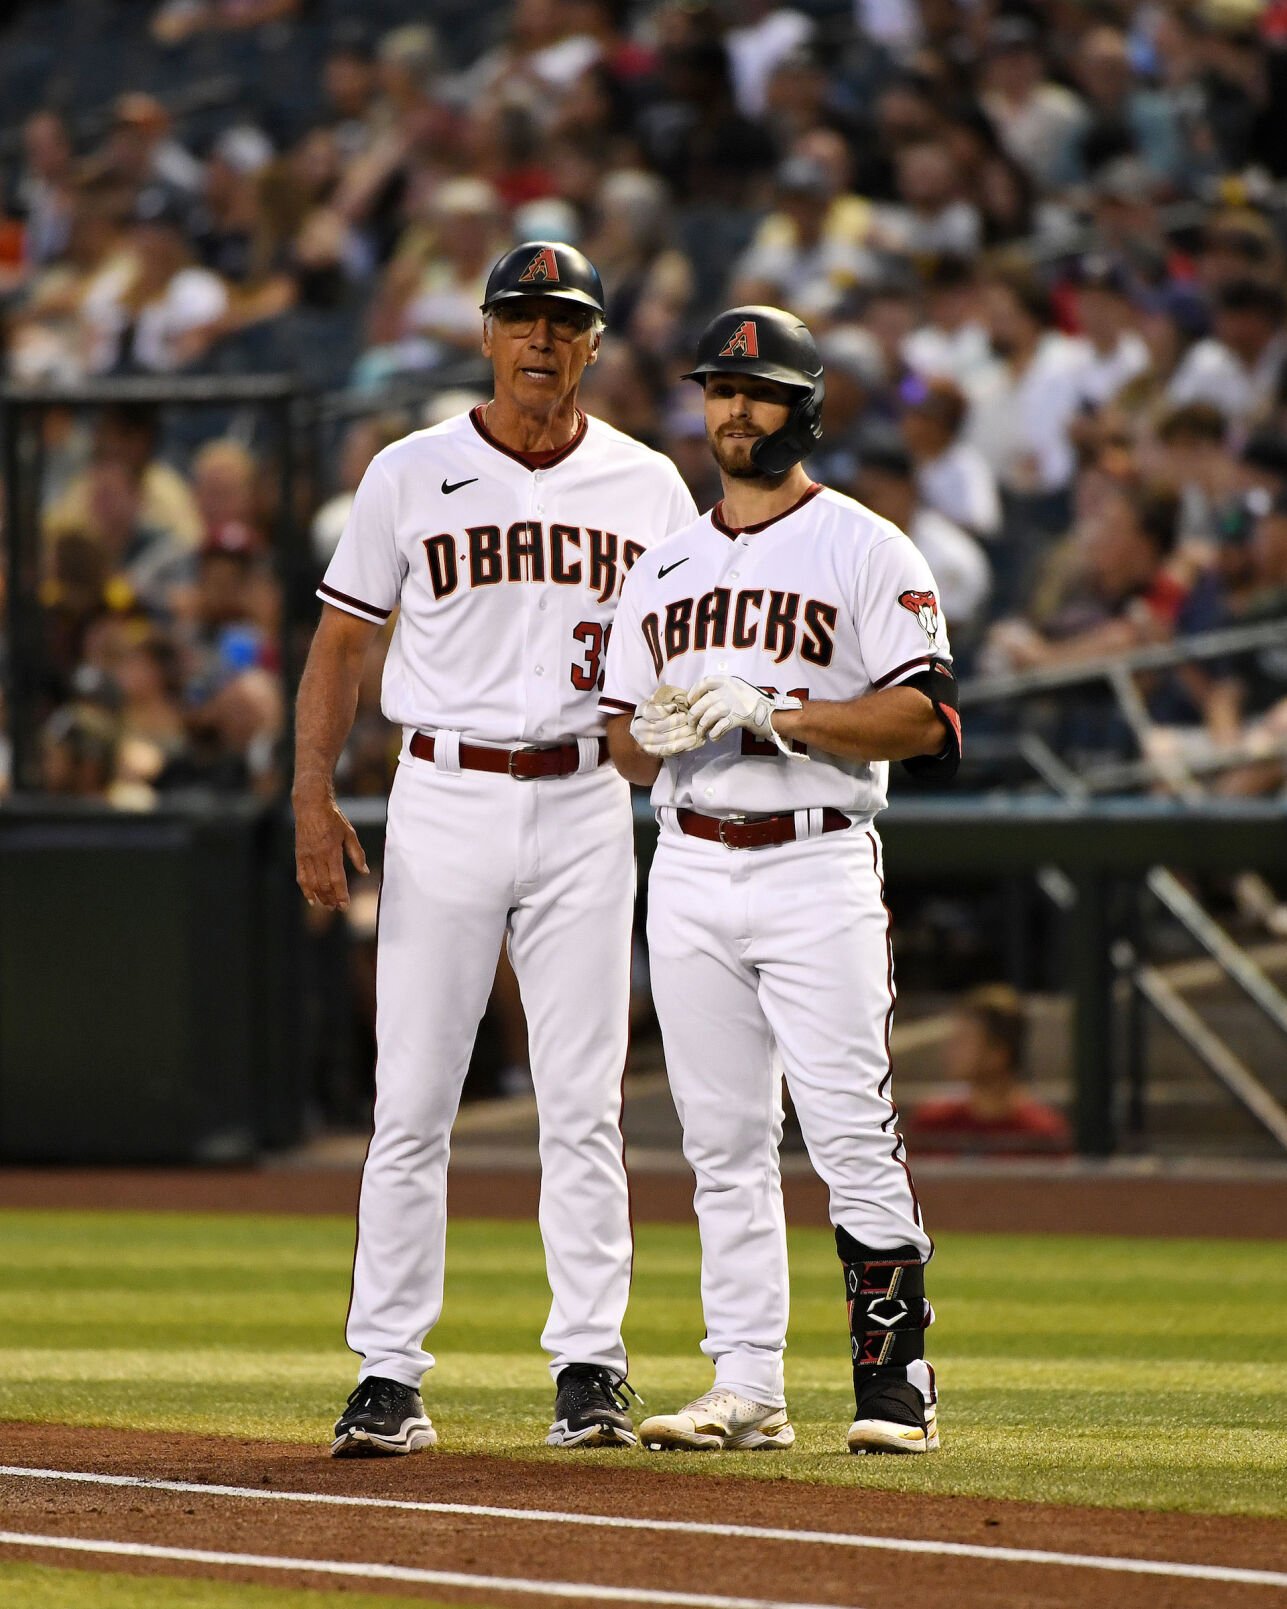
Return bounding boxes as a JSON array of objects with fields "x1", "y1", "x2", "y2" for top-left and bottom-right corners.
[
  {"x1": 676, "y1": 806, "x2": 853, "y2": 850},
  {"x1": 409, "y1": 732, "x2": 608, "y2": 779}
]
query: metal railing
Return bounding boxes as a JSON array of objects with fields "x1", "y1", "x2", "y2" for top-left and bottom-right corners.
[{"x1": 960, "y1": 623, "x2": 1287, "y2": 1153}]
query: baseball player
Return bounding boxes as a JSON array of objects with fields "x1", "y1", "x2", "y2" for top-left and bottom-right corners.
[
  {"x1": 293, "y1": 242, "x2": 697, "y2": 1456},
  {"x1": 600, "y1": 306, "x2": 960, "y2": 1455}
]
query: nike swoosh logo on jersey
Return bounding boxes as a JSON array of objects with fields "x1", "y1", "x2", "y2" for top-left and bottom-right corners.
[
  {"x1": 441, "y1": 477, "x2": 479, "y2": 494},
  {"x1": 658, "y1": 558, "x2": 689, "y2": 578}
]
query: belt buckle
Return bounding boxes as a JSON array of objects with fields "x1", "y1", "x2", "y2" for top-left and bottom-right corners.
[
  {"x1": 509, "y1": 743, "x2": 561, "y2": 779},
  {"x1": 716, "y1": 813, "x2": 746, "y2": 848}
]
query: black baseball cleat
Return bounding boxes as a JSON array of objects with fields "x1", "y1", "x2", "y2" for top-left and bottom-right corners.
[
  {"x1": 546, "y1": 1364, "x2": 639, "y2": 1448},
  {"x1": 331, "y1": 1376, "x2": 437, "y2": 1457},
  {"x1": 847, "y1": 1374, "x2": 939, "y2": 1455}
]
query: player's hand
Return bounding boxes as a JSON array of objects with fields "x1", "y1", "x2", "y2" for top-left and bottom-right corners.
[
  {"x1": 630, "y1": 684, "x2": 706, "y2": 757},
  {"x1": 687, "y1": 675, "x2": 803, "y2": 754},
  {"x1": 294, "y1": 782, "x2": 369, "y2": 911}
]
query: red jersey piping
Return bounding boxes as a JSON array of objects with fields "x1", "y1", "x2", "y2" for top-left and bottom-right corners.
[
  {"x1": 711, "y1": 481, "x2": 823, "y2": 538},
  {"x1": 469, "y1": 405, "x2": 588, "y2": 470}
]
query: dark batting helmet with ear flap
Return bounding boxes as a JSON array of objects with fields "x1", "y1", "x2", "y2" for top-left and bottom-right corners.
[
  {"x1": 683, "y1": 305, "x2": 825, "y2": 476},
  {"x1": 482, "y1": 241, "x2": 606, "y2": 315}
]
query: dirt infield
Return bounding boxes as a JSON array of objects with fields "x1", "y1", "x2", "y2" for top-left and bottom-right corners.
[
  {"x1": 1, "y1": 1163, "x2": 1285, "y2": 1238},
  {"x1": 1, "y1": 1421, "x2": 1284, "y2": 1609}
]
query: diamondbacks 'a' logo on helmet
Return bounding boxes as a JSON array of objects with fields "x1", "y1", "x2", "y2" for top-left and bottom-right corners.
[
  {"x1": 898, "y1": 588, "x2": 940, "y2": 646},
  {"x1": 718, "y1": 319, "x2": 759, "y2": 359},
  {"x1": 517, "y1": 246, "x2": 559, "y2": 284}
]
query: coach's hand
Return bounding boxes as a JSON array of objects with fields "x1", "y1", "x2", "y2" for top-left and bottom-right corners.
[
  {"x1": 294, "y1": 779, "x2": 369, "y2": 911},
  {"x1": 630, "y1": 684, "x2": 706, "y2": 757},
  {"x1": 688, "y1": 676, "x2": 804, "y2": 757}
]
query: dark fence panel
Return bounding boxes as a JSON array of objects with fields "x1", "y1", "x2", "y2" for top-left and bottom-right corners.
[{"x1": 0, "y1": 800, "x2": 302, "y2": 1163}]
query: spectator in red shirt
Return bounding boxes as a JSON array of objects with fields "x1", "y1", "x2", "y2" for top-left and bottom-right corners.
[{"x1": 907, "y1": 985, "x2": 1071, "y2": 1156}]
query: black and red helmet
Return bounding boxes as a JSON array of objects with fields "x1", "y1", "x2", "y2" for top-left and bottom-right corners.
[
  {"x1": 481, "y1": 241, "x2": 606, "y2": 316},
  {"x1": 683, "y1": 305, "x2": 825, "y2": 475}
]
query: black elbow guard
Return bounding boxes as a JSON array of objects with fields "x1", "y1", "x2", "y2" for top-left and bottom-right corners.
[{"x1": 900, "y1": 660, "x2": 961, "y2": 782}]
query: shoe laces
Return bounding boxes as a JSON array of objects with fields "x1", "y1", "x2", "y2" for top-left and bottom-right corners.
[
  {"x1": 348, "y1": 1377, "x2": 408, "y2": 1415},
  {"x1": 685, "y1": 1387, "x2": 750, "y2": 1416},
  {"x1": 560, "y1": 1365, "x2": 643, "y2": 1413}
]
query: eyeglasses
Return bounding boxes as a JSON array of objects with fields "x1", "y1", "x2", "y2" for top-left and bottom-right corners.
[{"x1": 490, "y1": 302, "x2": 596, "y2": 341}]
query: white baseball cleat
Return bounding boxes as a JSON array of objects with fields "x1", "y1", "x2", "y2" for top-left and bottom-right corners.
[
  {"x1": 847, "y1": 1402, "x2": 939, "y2": 1455},
  {"x1": 639, "y1": 1388, "x2": 795, "y2": 1451}
]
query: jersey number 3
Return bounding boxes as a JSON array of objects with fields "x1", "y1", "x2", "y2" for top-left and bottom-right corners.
[{"x1": 570, "y1": 621, "x2": 612, "y2": 691}]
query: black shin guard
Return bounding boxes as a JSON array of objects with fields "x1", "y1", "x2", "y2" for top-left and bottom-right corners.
[{"x1": 836, "y1": 1229, "x2": 929, "y2": 1414}]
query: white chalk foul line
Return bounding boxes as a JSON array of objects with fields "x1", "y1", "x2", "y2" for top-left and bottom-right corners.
[
  {"x1": 0, "y1": 1529, "x2": 845, "y2": 1609},
  {"x1": 1, "y1": 1466, "x2": 1283, "y2": 1591}
]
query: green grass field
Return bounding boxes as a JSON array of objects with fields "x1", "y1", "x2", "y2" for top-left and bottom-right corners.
[
  {"x1": 0, "y1": 1208, "x2": 1284, "y2": 1527},
  {"x1": 0, "y1": 1564, "x2": 495, "y2": 1609}
]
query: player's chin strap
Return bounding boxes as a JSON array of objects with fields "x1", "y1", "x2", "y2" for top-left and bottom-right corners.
[
  {"x1": 899, "y1": 660, "x2": 961, "y2": 782},
  {"x1": 836, "y1": 1228, "x2": 932, "y2": 1393}
]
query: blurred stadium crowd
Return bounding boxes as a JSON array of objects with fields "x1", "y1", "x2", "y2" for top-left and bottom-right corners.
[{"x1": 2, "y1": 0, "x2": 1287, "y2": 811}]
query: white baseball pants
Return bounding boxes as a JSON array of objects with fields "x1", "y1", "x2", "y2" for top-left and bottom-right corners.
[
  {"x1": 347, "y1": 743, "x2": 635, "y2": 1387},
  {"x1": 646, "y1": 820, "x2": 931, "y2": 1409}
]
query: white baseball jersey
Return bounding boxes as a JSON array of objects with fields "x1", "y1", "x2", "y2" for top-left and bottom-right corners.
[
  {"x1": 601, "y1": 481, "x2": 953, "y2": 819},
  {"x1": 320, "y1": 407, "x2": 697, "y2": 742}
]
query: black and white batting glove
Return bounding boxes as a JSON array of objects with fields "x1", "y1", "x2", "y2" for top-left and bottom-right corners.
[
  {"x1": 687, "y1": 676, "x2": 805, "y2": 758},
  {"x1": 630, "y1": 684, "x2": 706, "y2": 758}
]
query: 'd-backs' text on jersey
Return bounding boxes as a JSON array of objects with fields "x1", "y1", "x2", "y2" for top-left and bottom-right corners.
[
  {"x1": 320, "y1": 408, "x2": 697, "y2": 743},
  {"x1": 601, "y1": 483, "x2": 952, "y2": 821}
]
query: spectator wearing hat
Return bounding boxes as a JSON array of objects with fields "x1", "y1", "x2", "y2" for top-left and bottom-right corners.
[
  {"x1": 190, "y1": 126, "x2": 276, "y2": 287},
  {"x1": 903, "y1": 254, "x2": 992, "y2": 389},
  {"x1": 979, "y1": 18, "x2": 1086, "y2": 191},
  {"x1": 1196, "y1": 209, "x2": 1283, "y2": 294},
  {"x1": 580, "y1": 168, "x2": 693, "y2": 350},
  {"x1": 360, "y1": 177, "x2": 505, "y2": 382},
  {"x1": 900, "y1": 374, "x2": 1001, "y2": 543},
  {"x1": 1168, "y1": 278, "x2": 1287, "y2": 429},
  {"x1": 761, "y1": 51, "x2": 864, "y2": 153},
  {"x1": 730, "y1": 153, "x2": 876, "y2": 315},
  {"x1": 83, "y1": 190, "x2": 229, "y2": 375},
  {"x1": 1072, "y1": 256, "x2": 1151, "y2": 411},
  {"x1": 101, "y1": 93, "x2": 202, "y2": 200},
  {"x1": 907, "y1": 985, "x2": 1071, "y2": 1157},
  {"x1": 854, "y1": 429, "x2": 993, "y2": 643},
  {"x1": 734, "y1": 129, "x2": 875, "y2": 267}
]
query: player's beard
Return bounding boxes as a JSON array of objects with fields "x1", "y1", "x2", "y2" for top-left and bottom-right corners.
[{"x1": 708, "y1": 430, "x2": 789, "y2": 486}]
